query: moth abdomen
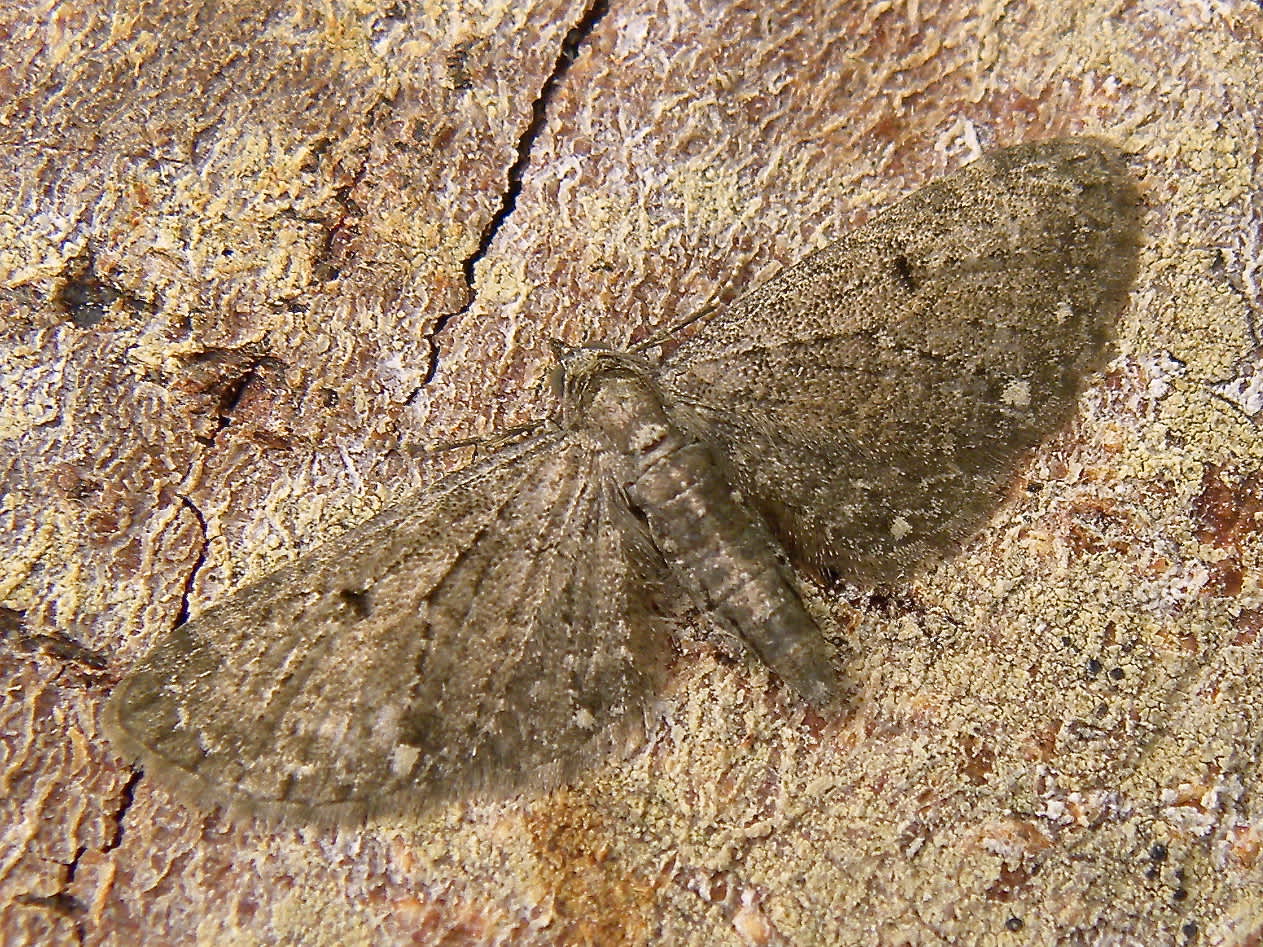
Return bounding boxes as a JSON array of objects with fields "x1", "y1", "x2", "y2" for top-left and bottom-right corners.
[{"x1": 568, "y1": 348, "x2": 840, "y2": 708}]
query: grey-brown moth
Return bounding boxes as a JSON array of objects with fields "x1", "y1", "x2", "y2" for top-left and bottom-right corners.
[{"x1": 103, "y1": 138, "x2": 1142, "y2": 822}]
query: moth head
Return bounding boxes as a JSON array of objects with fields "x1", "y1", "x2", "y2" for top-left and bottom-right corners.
[{"x1": 548, "y1": 340, "x2": 655, "y2": 426}]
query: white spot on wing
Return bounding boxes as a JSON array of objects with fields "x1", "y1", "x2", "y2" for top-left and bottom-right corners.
[
  {"x1": 391, "y1": 743, "x2": 420, "y2": 776},
  {"x1": 1001, "y1": 379, "x2": 1032, "y2": 408}
]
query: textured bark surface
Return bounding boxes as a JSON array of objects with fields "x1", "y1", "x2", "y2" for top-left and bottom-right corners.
[{"x1": 2, "y1": 1, "x2": 1261, "y2": 944}]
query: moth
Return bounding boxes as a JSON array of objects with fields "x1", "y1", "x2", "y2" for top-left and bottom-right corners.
[{"x1": 103, "y1": 138, "x2": 1141, "y2": 821}]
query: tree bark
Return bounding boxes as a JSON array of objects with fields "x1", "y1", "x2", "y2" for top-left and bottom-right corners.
[{"x1": 2, "y1": 1, "x2": 1261, "y2": 943}]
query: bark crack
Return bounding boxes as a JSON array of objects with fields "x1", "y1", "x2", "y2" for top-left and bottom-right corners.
[
  {"x1": 104, "y1": 770, "x2": 143, "y2": 854},
  {"x1": 422, "y1": 0, "x2": 613, "y2": 386},
  {"x1": 174, "y1": 494, "x2": 211, "y2": 628}
]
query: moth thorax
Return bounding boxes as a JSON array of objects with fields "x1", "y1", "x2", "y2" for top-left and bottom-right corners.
[{"x1": 578, "y1": 368, "x2": 674, "y2": 458}]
